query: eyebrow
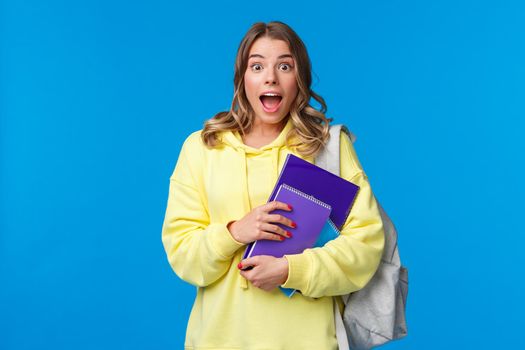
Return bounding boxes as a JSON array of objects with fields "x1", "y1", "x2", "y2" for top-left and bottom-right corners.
[{"x1": 248, "y1": 54, "x2": 293, "y2": 59}]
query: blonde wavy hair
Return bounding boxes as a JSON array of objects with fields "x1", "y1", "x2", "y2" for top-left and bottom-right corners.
[{"x1": 201, "y1": 21, "x2": 332, "y2": 157}]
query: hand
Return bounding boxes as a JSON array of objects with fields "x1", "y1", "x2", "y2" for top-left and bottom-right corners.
[
  {"x1": 238, "y1": 256, "x2": 289, "y2": 292},
  {"x1": 228, "y1": 201, "x2": 296, "y2": 244}
]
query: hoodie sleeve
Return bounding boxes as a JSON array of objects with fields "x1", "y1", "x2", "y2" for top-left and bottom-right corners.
[
  {"x1": 161, "y1": 133, "x2": 245, "y2": 287},
  {"x1": 281, "y1": 133, "x2": 385, "y2": 298}
]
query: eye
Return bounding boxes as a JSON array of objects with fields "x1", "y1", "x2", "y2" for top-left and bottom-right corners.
[
  {"x1": 279, "y1": 63, "x2": 293, "y2": 71},
  {"x1": 250, "y1": 63, "x2": 263, "y2": 72}
]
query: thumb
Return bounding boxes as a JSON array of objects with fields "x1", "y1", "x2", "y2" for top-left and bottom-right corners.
[{"x1": 238, "y1": 256, "x2": 259, "y2": 270}]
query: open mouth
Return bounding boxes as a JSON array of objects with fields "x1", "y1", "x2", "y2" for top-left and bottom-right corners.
[{"x1": 259, "y1": 93, "x2": 283, "y2": 113}]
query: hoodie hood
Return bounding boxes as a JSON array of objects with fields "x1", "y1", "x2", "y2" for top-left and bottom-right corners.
[
  {"x1": 219, "y1": 118, "x2": 295, "y2": 201},
  {"x1": 220, "y1": 117, "x2": 295, "y2": 206}
]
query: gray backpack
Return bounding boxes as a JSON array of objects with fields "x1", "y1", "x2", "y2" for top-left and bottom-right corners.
[{"x1": 315, "y1": 125, "x2": 408, "y2": 350}]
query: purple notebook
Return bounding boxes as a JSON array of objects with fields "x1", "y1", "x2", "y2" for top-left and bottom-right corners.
[
  {"x1": 244, "y1": 184, "x2": 332, "y2": 259},
  {"x1": 243, "y1": 154, "x2": 359, "y2": 260},
  {"x1": 271, "y1": 154, "x2": 359, "y2": 229}
]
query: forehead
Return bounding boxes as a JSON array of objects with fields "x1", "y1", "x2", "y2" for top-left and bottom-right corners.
[{"x1": 248, "y1": 37, "x2": 292, "y2": 59}]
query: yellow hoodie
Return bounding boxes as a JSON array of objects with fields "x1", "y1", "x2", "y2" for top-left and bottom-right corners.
[{"x1": 161, "y1": 119, "x2": 385, "y2": 350}]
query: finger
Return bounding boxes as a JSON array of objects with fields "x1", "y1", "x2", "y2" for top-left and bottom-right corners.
[
  {"x1": 258, "y1": 230, "x2": 286, "y2": 242},
  {"x1": 239, "y1": 256, "x2": 259, "y2": 270},
  {"x1": 239, "y1": 268, "x2": 256, "y2": 278},
  {"x1": 252, "y1": 224, "x2": 287, "y2": 241},
  {"x1": 264, "y1": 201, "x2": 292, "y2": 213},
  {"x1": 239, "y1": 265, "x2": 254, "y2": 271},
  {"x1": 259, "y1": 222, "x2": 292, "y2": 238},
  {"x1": 265, "y1": 213, "x2": 296, "y2": 230}
]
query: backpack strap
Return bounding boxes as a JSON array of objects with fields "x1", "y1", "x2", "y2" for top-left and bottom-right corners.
[
  {"x1": 316, "y1": 125, "x2": 356, "y2": 176},
  {"x1": 334, "y1": 300, "x2": 350, "y2": 350},
  {"x1": 317, "y1": 124, "x2": 355, "y2": 350}
]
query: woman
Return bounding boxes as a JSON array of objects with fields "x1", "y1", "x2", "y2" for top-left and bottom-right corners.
[{"x1": 161, "y1": 21, "x2": 385, "y2": 350}]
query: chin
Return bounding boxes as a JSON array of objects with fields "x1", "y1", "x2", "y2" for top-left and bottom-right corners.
[{"x1": 255, "y1": 112, "x2": 289, "y2": 126}]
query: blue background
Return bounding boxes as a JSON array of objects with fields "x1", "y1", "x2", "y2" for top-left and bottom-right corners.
[{"x1": 1, "y1": 0, "x2": 524, "y2": 349}]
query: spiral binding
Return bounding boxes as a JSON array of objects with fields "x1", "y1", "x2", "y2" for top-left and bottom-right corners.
[
  {"x1": 280, "y1": 183, "x2": 331, "y2": 210},
  {"x1": 326, "y1": 217, "x2": 340, "y2": 234}
]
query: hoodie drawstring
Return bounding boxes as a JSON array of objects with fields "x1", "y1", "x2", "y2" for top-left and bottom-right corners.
[{"x1": 271, "y1": 147, "x2": 280, "y2": 189}]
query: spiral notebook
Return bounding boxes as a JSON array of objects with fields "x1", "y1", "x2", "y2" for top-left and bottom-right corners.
[
  {"x1": 244, "y1": 183, "x2": 332, "y2": 260},
  {"x1": 242, "y1": 154, "x2": 359, "y2": 260}
]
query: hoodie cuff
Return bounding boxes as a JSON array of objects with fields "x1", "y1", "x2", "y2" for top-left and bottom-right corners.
[
  {"x1": 208, "y1": 223, "x2": 245, "y2": 259},
  {"x1": 281, "y1": 253, "x2": 313, "y2": 293}
]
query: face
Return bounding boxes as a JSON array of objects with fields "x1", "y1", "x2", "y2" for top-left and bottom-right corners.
[{"x1": 244, "y1": 37, "x2": 298, "y2": 127}]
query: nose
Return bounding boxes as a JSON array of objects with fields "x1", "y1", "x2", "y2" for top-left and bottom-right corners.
[{"x1": 265, "y1": 68, "x2": 278, "y2": 85}]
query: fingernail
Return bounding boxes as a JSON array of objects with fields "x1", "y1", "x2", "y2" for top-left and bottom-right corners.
[
  {"x1": 291, "y1": 222, "x2": 297, "y2": 228},
  {"x1": 288, "y1": 204, "x2": 293, "y2": 210},
  {"x1": 237, "y1": 263, "x2": 243, "y2": 269},
  {"x1": 287, "y1": 231, "x2": 293, "y2": 238},
  {"x1": 280, "y1": 236, "x2": 285, "y2": 241}
]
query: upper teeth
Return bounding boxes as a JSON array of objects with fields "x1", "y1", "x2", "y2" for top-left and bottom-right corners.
[{"x1": 263, "y1": 93, "x2": 280, "y2": 97}]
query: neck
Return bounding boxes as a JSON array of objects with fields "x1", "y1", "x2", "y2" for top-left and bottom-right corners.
[
  {"x1": 240, "y1": 118, "x2": 288, "y2": 149},
  {"x1": 248, "y1": 118, "x2": 287, "y2": 138}
]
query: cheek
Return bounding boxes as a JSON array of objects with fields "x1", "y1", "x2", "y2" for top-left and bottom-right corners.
[
  {"x1": 244, "y1": 74, "x2": 258, "y2": 97},
  {"x1": 285, "y1": 79, "x2": 298, "y2": 102},
  {"x1": 243, "y1": 75, "x2": 260, "y2": 111}
]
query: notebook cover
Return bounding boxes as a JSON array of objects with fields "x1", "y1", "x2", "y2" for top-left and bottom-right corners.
[
  {"x1": 245, "y1": 184, "x2": 331, "y2": 259},
  {"x1": 314, "y1": 218, "x2": 340, "y2": 247},
  {"x1": 243, "y1": 153, "x2": 359, "y2": 260}
]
